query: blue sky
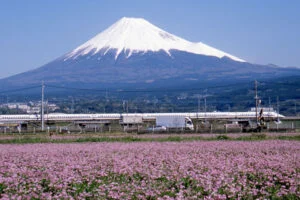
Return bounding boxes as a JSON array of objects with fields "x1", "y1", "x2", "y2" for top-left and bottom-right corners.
[{"x1": 0, "y1": 0, "x2": 299, "y2": 78}]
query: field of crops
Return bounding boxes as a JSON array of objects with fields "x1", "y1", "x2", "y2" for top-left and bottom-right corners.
[{"x1": 0, "y1": 141, "x2": 299, "y2": 199}]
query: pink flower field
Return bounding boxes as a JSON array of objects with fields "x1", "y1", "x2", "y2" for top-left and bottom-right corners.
[{"x1": 0, "y1": 141, "x2": 299, "y2": 199}]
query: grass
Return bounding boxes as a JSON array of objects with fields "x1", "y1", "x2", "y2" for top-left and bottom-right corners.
[
  {"x1": 275, "y1": 135, "x2": 300, "y2": 140},
  {"x1": 0, "y1": 132, "x2": 299, "y2": 144}
]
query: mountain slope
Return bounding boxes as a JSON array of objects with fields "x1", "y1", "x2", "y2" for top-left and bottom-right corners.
[{"x1": 0, "y1": 17, "x2": 300, "y2": 90}]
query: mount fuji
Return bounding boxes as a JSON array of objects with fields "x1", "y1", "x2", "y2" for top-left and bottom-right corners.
[
  {"x1": 1, "y1": 17, "x2": 300, "y2": 90},
  {"x1": 65, "y1": 17, "x2": 244, "y2": 62}
]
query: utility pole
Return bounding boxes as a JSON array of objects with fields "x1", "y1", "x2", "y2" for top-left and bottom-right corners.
[
  {"x1": 105, "y1": 90, "x2": 108, "y2": 100},
  {"x1": 254, "y1": 80, "x2": 259, "y2": 125},
  {"x1": 277, "y1": 96, "x2": 279, "y2": 122},
  {"x1": 123, "y1": 100, "x2": 125, "y2": 113},
  {"x1": 198, "y1": 96, "x2": 200, "y2": 112},
  {"x1": 122, "y1": 100, "x2": 129, "y2": 113},
  {"x1": 41, "y1": 81, "x2": 45, "y2": 131},
  {"x1": 295, "y1": 101, "x2": 297, "y2": 116},
  {"x1": 71, "y1": 97, "x2": 74, "y2": 114},
  {"x1": 204, "y1": 97, "x2": 207, "y2": 122},
  {"x1": 46, "y1": 99, "x2": 49, "y2": 116},
  {"x1": 126, "y1": 101, "x2": 129, "y2": 113},
  {"x1": 197, "y1": 96, "x2": 201, "y2": 118}
]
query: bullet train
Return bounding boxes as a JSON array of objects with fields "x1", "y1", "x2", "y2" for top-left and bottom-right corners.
[{"x1": 0, "y1": 111, "x2": 284, "y2": 123}]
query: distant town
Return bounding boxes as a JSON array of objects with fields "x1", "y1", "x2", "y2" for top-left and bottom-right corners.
[{"x1": 0, "y1": 102, "x2": 59, "y2": 114}]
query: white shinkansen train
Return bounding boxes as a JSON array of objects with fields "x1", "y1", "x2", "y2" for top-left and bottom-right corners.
[{"x1": 0, "y1": 111, "x2": 284, "y2": 123}]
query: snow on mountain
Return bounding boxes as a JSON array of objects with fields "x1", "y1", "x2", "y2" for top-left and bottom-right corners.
[{"x1": 65, "y1": 17, "x2": 245, "y2": 62}]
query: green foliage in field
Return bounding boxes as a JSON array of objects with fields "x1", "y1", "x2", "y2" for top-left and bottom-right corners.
[{"x1": 0, "y1": 133, "x2": 299, "y2": 144}]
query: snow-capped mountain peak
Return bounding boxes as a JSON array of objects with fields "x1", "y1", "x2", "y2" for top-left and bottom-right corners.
[{"x1": 66, "y1": 17, "x2": 245, "y2": 62}]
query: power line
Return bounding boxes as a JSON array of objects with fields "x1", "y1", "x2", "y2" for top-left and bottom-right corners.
[
  {"x1": 46, "y1": 82, "x2": 253, "y2": 93},
  {"x1": 0, "y1": 85, "x2": 40, "y2": 94},
  {"x1": 0, "y1": 76, "x2": 297, "y2": 95},
  {"x1": 0, "y1": 79, "x2": 296, "y2": 101},
  {"x1": 258, "y1": 80, "x2": 300, "y2": 87},
  {"x1": 0, "y1": 78, "x2": 295, "y2": 95},
  {"x1": 46, "y1": 84, "x2": 108, "y2": 92}
]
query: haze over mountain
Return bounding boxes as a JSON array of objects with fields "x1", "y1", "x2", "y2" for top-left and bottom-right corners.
[{"x1": 1, "y1": 17, "x2": 300, "y2": 90}]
